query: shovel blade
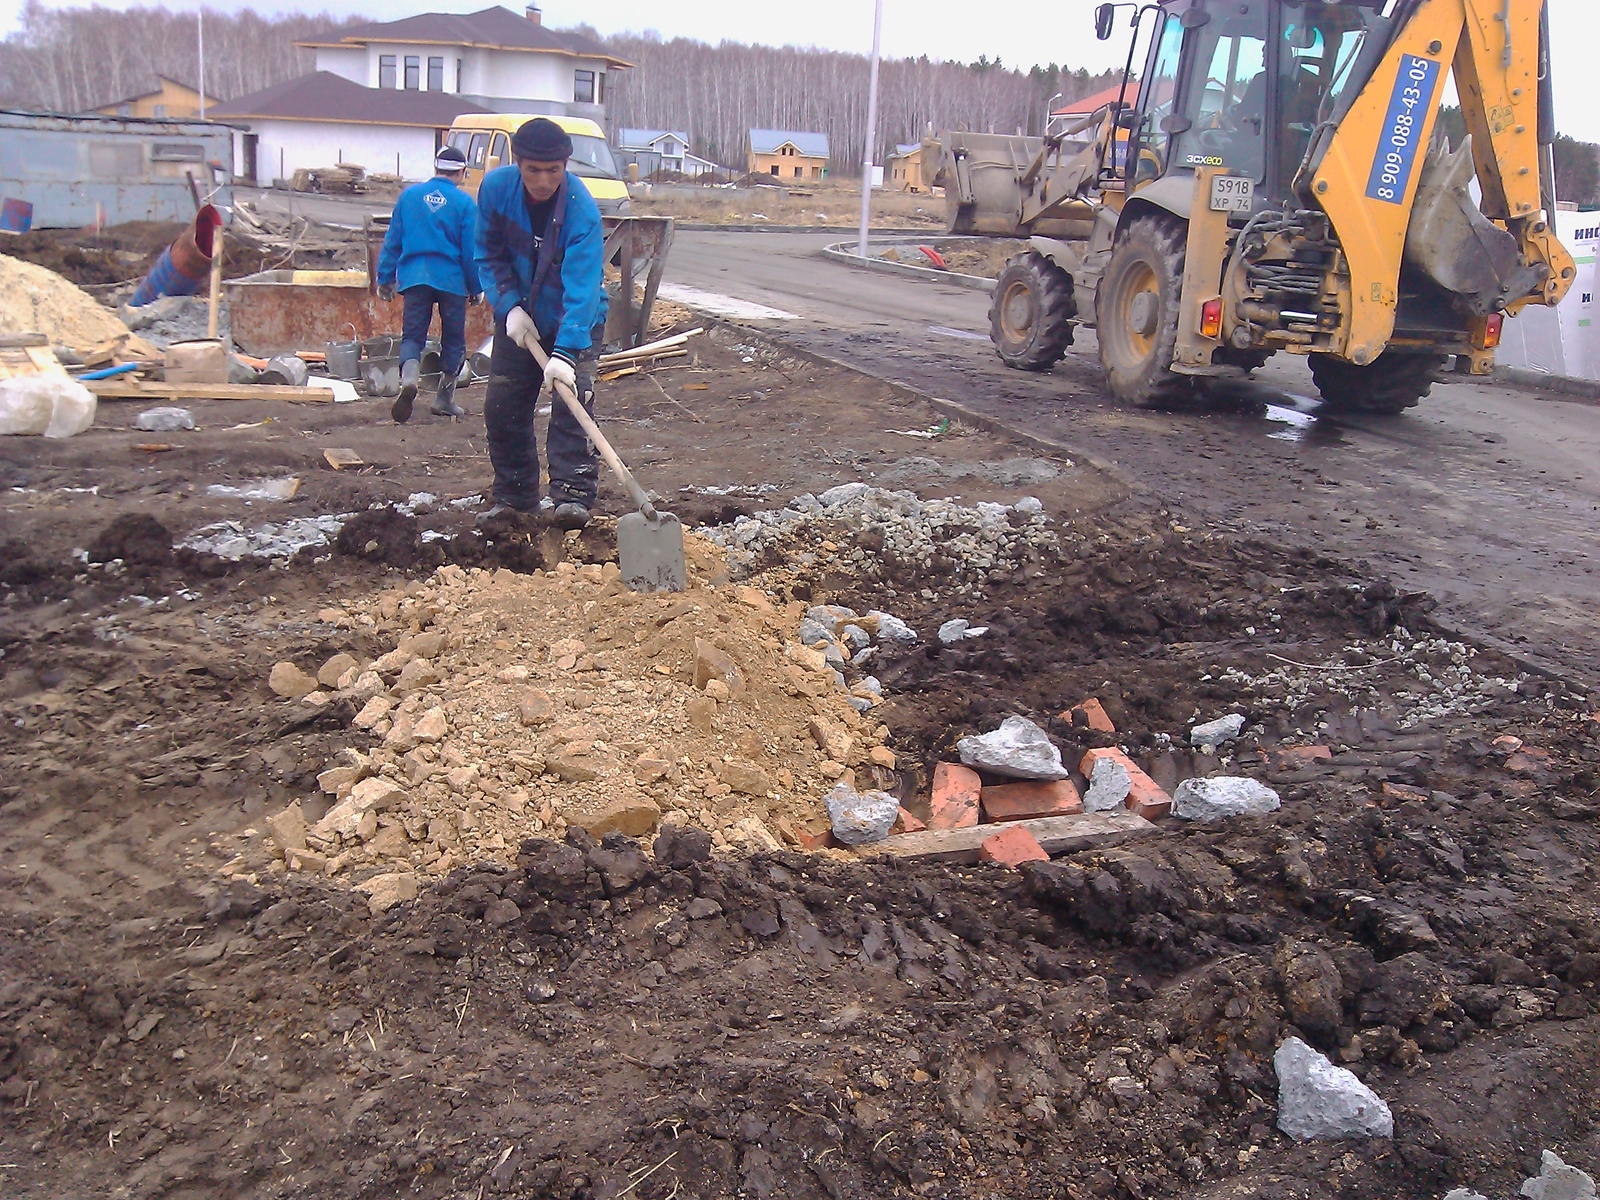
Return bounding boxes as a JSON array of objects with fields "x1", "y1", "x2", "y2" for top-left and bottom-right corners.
[{"x1": 618, "y1": 510, "x2": 687, "y2": 592}]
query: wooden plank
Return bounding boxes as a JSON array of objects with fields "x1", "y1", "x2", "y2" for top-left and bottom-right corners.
[
  {"x1": 877, "y1": 809, "x2": 1156, "y2": 864},
  {"x1": 323, "y1": 448, "x2": 363, "y2": 470},
  {"x1": 85, "y1": 381, "x2": 333, "y2": 404}
]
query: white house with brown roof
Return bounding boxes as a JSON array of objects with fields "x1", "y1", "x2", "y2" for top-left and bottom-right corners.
[
  {"x1": 208, "y1": 5, "x2": 631, "y2": 185},
  {"x1": 298, "y1": 4, "x2": 630, "y2": 122}
]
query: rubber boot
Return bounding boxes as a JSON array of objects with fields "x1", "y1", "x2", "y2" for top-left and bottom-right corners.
[
  {"x1": 430, "y1": 374, "x2": 464, "y2": 417},
  {"x1": 392, "y1": 359, "x2": 419, "y2": 423}
]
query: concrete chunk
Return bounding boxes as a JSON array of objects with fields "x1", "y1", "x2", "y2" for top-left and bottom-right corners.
[
  {"x1": 1172, "y1": 776, "x2": 1282, "y2": 821},
  {"x1": 1274, "y1": 1036, "x2": 1393, "y2": 1141},
  {"x1": 958, "y1": 715, "x2": 1068, "y2": 781},
  {"x1": 1520, "y1": 1151, "x2": 1598, "y2": 1200},
  {"x1": 1190, "y1": 712, "x2": 1246, "y2": 748},
  {"x1": 825, "y1": 781, "x2": 898, "y2": 845}
]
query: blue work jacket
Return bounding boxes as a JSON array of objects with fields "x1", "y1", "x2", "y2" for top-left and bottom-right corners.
[
  {"x1": 377, "y1": 174, "x2": 479, "y2": 297},
  {"x1": 475, "y1": 167, "x2": 607, "y2": 357}
]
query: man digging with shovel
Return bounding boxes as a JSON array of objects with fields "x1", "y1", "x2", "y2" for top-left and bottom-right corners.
[{"x1": 475, "y1": 117, "x2": 607, "y2": 529}]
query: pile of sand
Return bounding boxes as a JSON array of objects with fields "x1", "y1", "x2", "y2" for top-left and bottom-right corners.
[
  {"x1": 0, "y1": 253, "x2": 140, "y2": 355},
  {"x1": 262, "y1": 553, "x2": 897, "y2": 885}
]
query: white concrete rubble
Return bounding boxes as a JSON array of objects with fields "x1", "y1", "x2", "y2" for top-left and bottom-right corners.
[
  {"x1": 1274, "y1": 1036, "x2": 1393, "y2": 1141},
  {"x1": 957, "y1": 715, "x2": 1069, "y2": 781},
  {"x1": 1172, "y1": 776, "x2": 1282, "y2": 821}
]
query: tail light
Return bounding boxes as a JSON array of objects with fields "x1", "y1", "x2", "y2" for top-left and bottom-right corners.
[
  {"x1": 1199, "y1": 297, "x2": 1223, "y2": 340},
  {"x1": 1481, "y1": 312, "x2": 1504, "y2": 349}
]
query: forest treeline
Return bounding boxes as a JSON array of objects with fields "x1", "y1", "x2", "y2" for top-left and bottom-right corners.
[{"x1": 0, "y1": 2, "x2": 1114, "y2": 172}]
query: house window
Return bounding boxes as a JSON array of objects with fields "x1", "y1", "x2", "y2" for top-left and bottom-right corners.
[
  {"x1": 379, "y1": 55, "x2": 396, "y2": 88},
  {"x1": 427, "y1": 56, "x2": 444, "y2": 91},
  {"x1": 794, "y1": 166, "x2": 802, "y2": 178},
  {"x1": 812, "y1": 166, "x2": 822, "y2": 180},
  {"x1": 770, "y1": 164, "x2": 779, "y2": 176},
  {"x1": 597, "y1": 72, "x2": 605, "y2": 104},
  {"x1": 456, "y1": 58, "x2": 463, "y2": 91},
  {"x1": 404, "y1": 56, "x2": 420, "y2": 90},
  {"x1": 574, "y1": 69, "x2": 595, "y2": 104}
]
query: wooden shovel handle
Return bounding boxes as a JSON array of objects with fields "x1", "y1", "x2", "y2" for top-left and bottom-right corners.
[{"x1": 518, "y1": 332, "x2": 658, "y2": 521}]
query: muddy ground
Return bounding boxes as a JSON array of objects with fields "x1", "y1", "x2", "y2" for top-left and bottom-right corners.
[{"x1": 1, "y1": 326, "x2": 1598, "y2": 1199}]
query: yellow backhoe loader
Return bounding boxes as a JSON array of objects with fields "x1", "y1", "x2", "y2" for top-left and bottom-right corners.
[{"x1": 930, "y1": 0, "x2": 1575, "y2": 413}]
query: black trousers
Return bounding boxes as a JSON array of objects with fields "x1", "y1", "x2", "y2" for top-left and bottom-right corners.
[{"x1": 482, "y1": 320, "x2": 599, "y2": 511}]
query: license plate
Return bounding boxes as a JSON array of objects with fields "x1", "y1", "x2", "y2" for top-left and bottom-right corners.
[{"x1": 1210, "y1": 174, "x2": 1254, "y2": 213}]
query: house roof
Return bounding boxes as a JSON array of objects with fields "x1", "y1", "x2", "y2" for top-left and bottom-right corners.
[
  {"x1": 749, "y1": 129, "x2": 828, "y2": 158},
  {"x1": 617, "y1": 128, "x2": 689, "y2": 150},
  {"x1": 891, "y1": 142, "x2": 920, "y2": 157},
  {"x1": 298, "y1": 6, "x2": 632, "y2": 69},
  {"x1": 97, "y1": 74, "x2": 215, "y2": 107},
  {"x1": 1053, "y1": 80, "x2": 1139, "y2": 117},
  {"x1": 206, "y1": 71, "x2": 492, "y2": 128}
]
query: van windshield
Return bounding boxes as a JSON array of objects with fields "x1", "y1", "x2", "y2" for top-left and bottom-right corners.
[{"x1": 568, "y1": 134, "x2": 619, "y2": 179}]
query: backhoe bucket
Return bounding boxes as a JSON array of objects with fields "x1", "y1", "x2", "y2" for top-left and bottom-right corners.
[{"x1": 1404, "y1": 137, "x2": 1547, "y2": 315}]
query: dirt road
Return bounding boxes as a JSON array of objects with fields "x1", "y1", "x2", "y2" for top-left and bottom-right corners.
[{"x1": 661, "y1": 230, "x2": 1600, "y2": 682}]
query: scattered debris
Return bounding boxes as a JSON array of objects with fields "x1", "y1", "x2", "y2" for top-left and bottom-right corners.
[
  {"x1": 957, "y1": 715, "x2": 1069, "y2": 780},
  {"x1": 825, "y1": 780, "x2": 897, "y2": 845},
  {"x1": 1518, "y1": 1151, "x2": 1598, "y2": 1200},
  {"x1": 1274, "y1": 1036, "x2": 1394, "y2": 1141},
  {"x1": 1171, "y1": 776, "x2": 1282, "y2": 821},
  {"x1": 323, "y1": 448, "x2": 363, "y2": 470},
  {"x1": 1190, "y1": 711, "x2": 1246, "y2": 749},
  {"x1": 206, "y1": 476, "x2": 302, "y2": 502},
  {"x1": 1082, "y1": 754, "x2": 1132, "y2": 811},
  {"x1": 134, "y1": 406, "x2": 194, "y2": 432}
]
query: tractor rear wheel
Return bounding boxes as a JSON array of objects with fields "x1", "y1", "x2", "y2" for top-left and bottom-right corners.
[
  {"x1": 989, "y1": 251, "x2": 1076, "y2": 370},
  {"x1": 1095, "y1": 212, "x2": 1190, "y2": 406},
  {"x1": 1309, "y1": 351, "x2": 1447, "y2": 415}
]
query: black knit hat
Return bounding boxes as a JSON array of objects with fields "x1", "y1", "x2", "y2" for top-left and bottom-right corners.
[
  {"x1": 434, "y1": 145, "x2": 467, "y2": 172},
  {"x1": 511, "y1": 117, "x2": 573, "y2": 162}
]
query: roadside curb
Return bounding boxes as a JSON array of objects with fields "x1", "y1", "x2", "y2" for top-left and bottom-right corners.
[
  {"x1": 819, "y1": 241, "x2": 997, "y2": 293},
  {"x1": 1464, "y1": 365, "x2": 1600, "y2": 406},
  {"x1": 695, "y1": 316, "x2": 1140, "y2": 491}
]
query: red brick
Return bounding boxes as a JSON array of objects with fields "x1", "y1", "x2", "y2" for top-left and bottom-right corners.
[
  {"x1": 1380, "y1": 781, "x2": 1430, "y2": 803},
  {"x1": 1061, "y1": 697, "x2": 1116, "y2": 734},
  {"x1": 978, "y1": 825, "x2": 1049, "y2": 868},
  {"x1": 1079, "y1": 747, "x2": 1171, "y2": 819},
  {"x1": 1269, "y1": 745, "x2": 1332, "y2": 773},
  {"x1": 981, "y1": 779, "x2": 1084, "y2": 823},
  {"x1": 929, "y1": 762, "x2": 981, "y2": 830},
  {"x1": 893, "y1": 806, "x2": 927, "y2": 835}
]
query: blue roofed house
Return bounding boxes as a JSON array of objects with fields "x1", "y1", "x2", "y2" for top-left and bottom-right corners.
[
  {"x1": 748, "y1": 129, "x2": 828, "y2": 181},
  {"x1": 615, "y1": 129, "x2": 721, "y2": 178}
]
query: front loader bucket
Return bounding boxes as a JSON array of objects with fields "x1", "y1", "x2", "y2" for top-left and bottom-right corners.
[{"x1": 928, "y1": 130, "x2": 1102, "y2": 238}]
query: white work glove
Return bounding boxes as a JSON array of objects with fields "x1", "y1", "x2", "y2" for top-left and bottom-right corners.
[
  {"x1": 505, "y1": 305, "x2": 537, "y2": 352},
  {"x1": 540, "y1": 352, "x2": 577, "y2": 401}
]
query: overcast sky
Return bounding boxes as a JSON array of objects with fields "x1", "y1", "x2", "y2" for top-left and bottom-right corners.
[{"x1": 3, "y1": 0, "x2": 1596, "y2": 140}]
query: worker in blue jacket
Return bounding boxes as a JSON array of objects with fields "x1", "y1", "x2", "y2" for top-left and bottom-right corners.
[
  {"x1": 475, "y1": 117, "x2": 608, "y2": 528},
  {"x1": 377, "y1": 144, "x2": 480, "y2": 422}
]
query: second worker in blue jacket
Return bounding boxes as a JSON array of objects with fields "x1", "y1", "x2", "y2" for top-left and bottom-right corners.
[
  {"x1": 376, "y1": 145, "x2": 481, "y2": 422},
  {"x1": 475, "y1": 118, "x2": 608, "y2": 529}
]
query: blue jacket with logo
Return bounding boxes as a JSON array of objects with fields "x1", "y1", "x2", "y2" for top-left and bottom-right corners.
[
  {"x1": 377, "y1": 175, "x2": 479, "y2": 297},
  {"x1": 474, "y1": 166, "x2": 607, "y2": 358}
]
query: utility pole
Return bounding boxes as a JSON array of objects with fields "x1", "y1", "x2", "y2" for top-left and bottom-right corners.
[
  {"x1": 197, "y1": 9, "x2": 206, "y2": 120},
  {"x1": 856, "y1": 0, "x2": 883, "y2": 258}
]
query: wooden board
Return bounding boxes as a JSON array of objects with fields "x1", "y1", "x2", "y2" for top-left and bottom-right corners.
[
  {"x1": 323, "y1": 448, "x2": 364, "y2": 470},
  {"x1": 0, "y1": 343, "x2": 67, "y2": 381},
  {"x1": 85, "y1": 381, "x2": 333, "y2": 404},
  {"x1": 877, "y1": 809, "x2": 1156, "y2": 864}
]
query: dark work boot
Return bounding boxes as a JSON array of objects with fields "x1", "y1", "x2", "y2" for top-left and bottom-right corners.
[
  {"x1": 552, "y1": 501, "x2": 591, "y2": 530},
  {"x1": 431, "y1": 375, "x2": 464, "y2": 417},
  {"x1": 392, "y1": 359, "x2": 419, "y2": 423}
]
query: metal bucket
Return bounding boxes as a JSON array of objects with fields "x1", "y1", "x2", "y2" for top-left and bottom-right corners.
[
  {"x1": 362, "y1": 335, "x2": 398, "y2": 359},
  {"x1": 325, "y1": 323, "x2": 360, "y2": 380}
]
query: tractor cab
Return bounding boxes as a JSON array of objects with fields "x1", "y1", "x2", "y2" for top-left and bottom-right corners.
[{"x1": 1099, "y1": 0, "x2": 1390, "y2": 205}]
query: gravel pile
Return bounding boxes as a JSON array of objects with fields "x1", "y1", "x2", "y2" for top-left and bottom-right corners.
[{"x1": 701, "y1": 482, "x2": 1058, "y2": 595}]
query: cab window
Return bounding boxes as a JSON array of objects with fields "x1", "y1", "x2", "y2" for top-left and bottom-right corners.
[
  {"x1": 489, "y1": 133, "x2": 510, "y2": 168},
  {"x1": 1133, "y1": 13, "x2": 1185, "y2": 184},
  {"x1": 1173, "y1": 5, "x2": 1268, "y2": 182},
  {"x1": 467, "y1": 133, "x2": 489, "y2": 170}
]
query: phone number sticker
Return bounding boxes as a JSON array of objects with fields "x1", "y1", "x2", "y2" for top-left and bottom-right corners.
[{"x1": 1365, "y1": 53, "x2": 1440, "y2": 204}]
